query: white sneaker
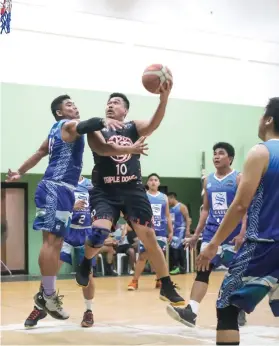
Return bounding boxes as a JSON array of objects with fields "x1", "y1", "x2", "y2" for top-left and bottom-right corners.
[
  {"x1": 43, "y1": 291, "x2": 69, "y2": 320},
  {"x1": 129, "y1": 269, "x2": 135, "y2": 275}
]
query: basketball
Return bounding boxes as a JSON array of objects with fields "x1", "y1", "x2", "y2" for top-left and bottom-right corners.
[{"x1": 142, "y1": 64, "x2": 173, "y2": 94}]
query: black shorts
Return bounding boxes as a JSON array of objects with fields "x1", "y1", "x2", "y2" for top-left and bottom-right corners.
[
  {"x1": 116, "y1": 244, "x2": 132, "y2": 254},
  {"x1": 90, "y1": 184, "x2": 153, "y2": 228}
]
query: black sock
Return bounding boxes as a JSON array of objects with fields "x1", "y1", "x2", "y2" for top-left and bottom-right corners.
[
  {"x1": 82, "y1": 257, "x2": 92, "y2": 269},
  {"x1": 160, "y1": 276, "x2": 172, "y2": 287},
  {"x1": 216, "y1": 342, "x2": 239, "y2": 345}
]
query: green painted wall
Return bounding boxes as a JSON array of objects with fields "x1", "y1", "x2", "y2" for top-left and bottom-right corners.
[{"x1": 1, "y1": 83, "x2": 261, "y2": 178}]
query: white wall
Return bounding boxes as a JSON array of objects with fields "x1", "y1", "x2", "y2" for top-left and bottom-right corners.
[{"x1": 1, "y1": 0, "x2": 279, "y2": 106}]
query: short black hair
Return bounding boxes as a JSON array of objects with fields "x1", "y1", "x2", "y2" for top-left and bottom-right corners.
[
  {"x1": 213, "y1": 142, "x2": 235, "y2": 164},
  {"x1": 167, "y1": 192, "x2": 177, "y2": 199},
  {"x1": 108, "y1": 92, "x2": 130, "y2": 110},
  {"x1": 265, "y1": 97, "x2": 279, "y2": 134},
  {"x1": 147, "y1": 173, "x2": 160, "y2": 181},
  {"x1": 51, "y1": 95, "x2": 71, "y2": 120}
]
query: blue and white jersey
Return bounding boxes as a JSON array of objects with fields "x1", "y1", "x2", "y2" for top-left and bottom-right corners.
[
  {"x1": 203, "y1": 170, "x2": 242, "y2": 244},
  {"x1": 43, "y1": 120, "x2": 84, "y2": 187},
  {"x1": 70, "y1": 177, "x2": 93, "y2": 230},
  {"x1": 147, "y1": 191, "x2": 167, "y2": 238},
  {"x1": 246, "y1": 139, "x2": 279, "y2": 242},
  {"x1": 170, "y1": 203, "x2": 186, "y2": 248}
]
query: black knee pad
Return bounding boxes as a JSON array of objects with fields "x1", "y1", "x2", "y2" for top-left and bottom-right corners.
[
  {"x1": 217, "y1": 306, "x2": 239, "y2": 331},
  {"x1": 195, "y1": 263, "x2": 214, "y2": 284},
  {"x1": 86, "y1": 227, "x2": 110, "y2": 248}
]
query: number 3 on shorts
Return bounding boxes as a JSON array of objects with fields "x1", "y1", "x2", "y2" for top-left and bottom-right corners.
[{"x1": 78, "y1": 215, "x2": 85, "y2": 224}]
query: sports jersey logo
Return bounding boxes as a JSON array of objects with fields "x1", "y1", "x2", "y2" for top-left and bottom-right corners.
[
  {"x1": 151, "y1": 204, "x2": 162, "y2": 216},
  {"x1": 107, "y1": 135, "x2": 133, "y2": 163},
  {"x1": 212, "y1": 192, "x2": 228, "y2": 210}
]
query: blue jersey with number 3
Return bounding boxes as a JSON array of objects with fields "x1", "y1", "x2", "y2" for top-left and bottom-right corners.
[
  {"x1": 70, "y1": 178, "x2": 93, "y2": 230},
  {"x1": 147, "y1": 192, "x2": 167, "y2": 237},
  {"x1": 43, "y1": 120, "x2": 84, "y2": 187}
]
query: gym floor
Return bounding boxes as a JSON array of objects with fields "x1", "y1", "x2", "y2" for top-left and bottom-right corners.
[{"x1": 1, "y1": 273, "x2": 278, "y2": 345}]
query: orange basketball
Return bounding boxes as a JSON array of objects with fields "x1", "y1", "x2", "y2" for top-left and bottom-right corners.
[{"x1": 142, "y1": 64, "x2": 173, "y2": 94}]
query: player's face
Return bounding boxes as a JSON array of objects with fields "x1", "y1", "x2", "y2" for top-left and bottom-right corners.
[
  {"x1": 147, "y1": 176, "x2": 160, "y2": 191},
  {"x1": 106, "y1": 97, "x2": 128, "y2": 121},
  {"x1": 59, "y1": 99, "x2": 79, "y2": 119},
  {"x1": 168, "y1": 196, "x2": 176, "y2": 207},
  {"x1": 213, "y1": 148, "x2": 231, "y2": 169}
]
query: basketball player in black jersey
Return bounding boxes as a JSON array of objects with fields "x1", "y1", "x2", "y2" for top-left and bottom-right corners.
[{"x1": 76, "y1": 82, "x2": 185, "y2": 306}]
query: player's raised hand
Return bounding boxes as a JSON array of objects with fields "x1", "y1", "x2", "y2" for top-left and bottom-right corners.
[
  {"x1": 131, "y1": 136, "x2": 149, "y2": 156},
  {"x1": 6, "y1": 169, "x2": 22, "y2": 182},
  {"x1": 104, "y1": 118, "x2": 124, "y2": 131},
  {"x1": 157, "y1": 81, "x2": 172, "y2": 103}
]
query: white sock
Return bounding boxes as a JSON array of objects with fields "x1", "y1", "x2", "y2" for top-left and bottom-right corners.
[
  {"x1": 189, "y1": 300, "x2": 200, "y2": 315},
  {"x1": 84, "y1": 299, "x2": 93, "y2": 311}
]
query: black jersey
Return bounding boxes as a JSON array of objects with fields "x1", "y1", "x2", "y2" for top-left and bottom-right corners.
[{"x1": 92, "y1": 121, "x2": 143, "y2": 187}]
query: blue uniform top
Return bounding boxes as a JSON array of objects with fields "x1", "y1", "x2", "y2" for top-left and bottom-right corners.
[
  {"x1": 147, "y1": 191, "x2": 167, "y2": 238},
  {"x1": 246, "y1": 139, "x2": 279, "y2": 242},
  {"x1": 43, "y1": 120, "x2": 85, "y2": 187},
  {"x1": 170, "y1": 203, "x2": 186, "y2": 237},
  {"x1": 203, "y1": 170, "x2": 242, "y2": 244},
  {"x1": 70, "y1": 177, "x2": 93, "y2": 229}
]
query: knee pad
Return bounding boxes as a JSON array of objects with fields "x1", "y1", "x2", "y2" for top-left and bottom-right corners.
[
  {"x1": 217, "y1": 306, "x2": 239, "y2": 331},
  {"x1": 195, "y1": 266, "x2": 213, "y2": 284},
  {"x1": 86, "y1": 227, "x2": 110, "y2": 248}
]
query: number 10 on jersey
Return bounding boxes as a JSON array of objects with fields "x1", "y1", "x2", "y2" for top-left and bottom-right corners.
[{"x1": 116, "y1": 164, "x2": 127, "y2": 175}]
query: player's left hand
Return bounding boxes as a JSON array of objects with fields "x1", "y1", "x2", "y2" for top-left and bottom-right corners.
[
  {"x1": 196, "y1": 242, "x2": 218, "y2": 272},
  {"x1": 157, "y1": 81, "x2": 171, "y2": 103},
  {"x1": 105, "y1": 118, "x2": 125, "y2": 131},
  {"x1": 6, "y1": 169, "x2": 22, "y2": 182},
  {"x1": 131, "y1": 136, "x2": 149, "y2": 155},
  {"x1": 230, "y1": 235, "x2": 244, "y2": 251}
]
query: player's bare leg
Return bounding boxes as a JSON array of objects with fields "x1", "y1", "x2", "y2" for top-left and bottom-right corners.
[
  {"x1": 81, "y1": 274, "x2": 95, "y2": 327},
  {"x1": 128, "y1": 252, "x2": 148, "y2": 290},
  {"x1": 76, "y1": 219, "x2": 111, "y2": 287},
  {"x1": 131, "y1": 222, "x2": 185, "y2": 306}
]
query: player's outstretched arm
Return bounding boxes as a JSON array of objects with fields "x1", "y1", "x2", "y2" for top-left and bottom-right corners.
[
  {"x1": 134, "y1": 82, "x2": 171, "y2": 136},
  {"x1": 61, "y1": 118, "x2": 124, "y2": 142},
  {"x1": 87, "y1": 132, "x2": 149, "y2": 156},
  {"x1": 6, "y1": 139, "x2": 49, "y2": 182}
]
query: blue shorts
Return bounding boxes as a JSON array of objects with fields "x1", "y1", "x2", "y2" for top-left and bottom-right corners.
[
  {"x1": 217, "y1": 240, "x2": 279, "y2": 316},
  {"x1": 33, "y1": 180, "x2": 75, "y2": 237},
  {"x1": 140, "y1": 237, "x2": 167, "y2": 253},
  {"x1": 201, "y1": 241, "x2": 236, "y2": 268},
  {"x1": 60, "y1": 227, "x2": 96, "y2": 266}
]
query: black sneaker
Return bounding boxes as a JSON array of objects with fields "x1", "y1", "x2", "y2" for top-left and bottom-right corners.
[
  {"x1": 24, "y1": 306, "x2": 47, "y2": 328},
  {"x1": 238, "y1": 309, "x2": 247, "y2": 327},
  {"x1": 166, "y1": 304, "x2": 197, "y2": 327},
  {"x1": 76, "y1": 263, "x2": 92, "y2": 287},
  {"x1": 160, "y1": 282, "x2": 185, "y2": 306},
  {"x1": 34, "y1": 291, "x2": 69, "y2": 320}
]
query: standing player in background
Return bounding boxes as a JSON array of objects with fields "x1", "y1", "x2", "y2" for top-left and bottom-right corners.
[
  {"x1": 24, "y1": 175, "x2": 96, "y2": 328},
  {"x1": 6, "y1": 94, "x2": 149, "y2": 320},
  {"x1": 168, "y1": 192, "x2": 191, "y2": 275},
  {"x1": 76, "y1": 83, "x2": 185, "y2": 306},
  {"x1": 167, "y1": 142, "x2": 247, "y2": 326},
  {"x1": 127, "y1": 173, "x2": 173, "y2": 291},
  {"x1": 196, "y1": 98, "x2": 279, "y2": 346}
]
